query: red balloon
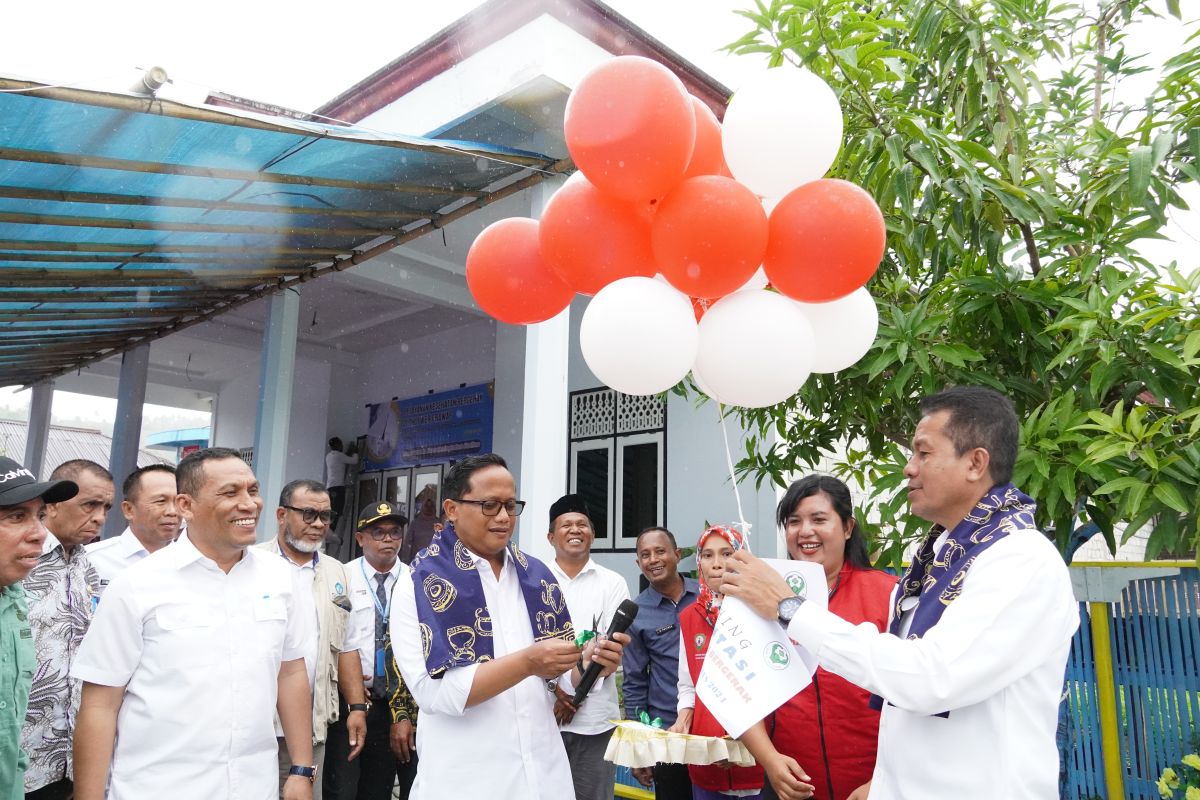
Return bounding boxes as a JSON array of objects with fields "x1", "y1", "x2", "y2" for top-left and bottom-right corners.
[
  {"x1": 652, "y1": 176, "x2": 767, "y2": 299},
  {"x1": 564, "y1": 56, "x2": 696, "y2": 203},
  {"x1": 540, "y1": 175, "x2": 655, "y2": 295},
  {"x1": 763, "y1": 179, "x2": 886, "y2": 302},
  {"x1": 466, "y1": 218, "x2": 573, "y2": 325},
  {"x1": 682, "y1": 96, "x2": 727, "y2": 179}
]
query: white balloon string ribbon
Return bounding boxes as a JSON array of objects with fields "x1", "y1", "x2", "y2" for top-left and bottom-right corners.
[{"x1": 716, "y1": 402, "x2": 752, "y2": 552}]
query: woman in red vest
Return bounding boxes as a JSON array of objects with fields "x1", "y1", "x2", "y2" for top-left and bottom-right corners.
[
  {"x1": 740, "y1": 475, "x2": 898, "y2": 800},
  {"x1": 670, "y1": 524, "x2": 765, "y2": 800}
]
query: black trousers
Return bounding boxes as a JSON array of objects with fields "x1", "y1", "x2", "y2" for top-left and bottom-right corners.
[
  {"x1": 653, "y1": 762, "x2": 694, "y2": 800},
  {"x1": 25, "y1": 779, "x2": 72, "y2": 800},
  {"x1": 324, "y1": 698, "x2": 417, "y2": 800}
]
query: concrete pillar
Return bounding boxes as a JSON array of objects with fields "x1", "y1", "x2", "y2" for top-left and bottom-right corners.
[
  {"x1": 24, "y1": 380, "x2": 54, "y2": 479},
  {"x1": 516, "y1": 175, "x2": 568, "y2": 562},
  {"x1": 253, "y1": 289, "x2": 300, "y2": 542},
  {"x1": 102, "y1": 344, "x2": 149, "y2": 538}
]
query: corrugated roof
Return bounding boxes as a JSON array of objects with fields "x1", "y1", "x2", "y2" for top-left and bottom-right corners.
[
  {"x1": 0, "y1": 77, "x2": 567, "y2": 386},
  {"x1": 0, "y1": 418, "x2": 171, "y2": 480}
]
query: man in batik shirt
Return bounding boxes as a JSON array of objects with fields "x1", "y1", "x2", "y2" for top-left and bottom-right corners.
[{"x1": 21, "y1": 460, "x2": 112, "y2": 799}]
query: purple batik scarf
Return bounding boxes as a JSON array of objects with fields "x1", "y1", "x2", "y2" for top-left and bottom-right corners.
[
  {"x1": 411, "y1": 521, "x2": 574, "y2": 678},
  {"x1": 869, "y1": 482, "x2": 1037, "y2": 714}
]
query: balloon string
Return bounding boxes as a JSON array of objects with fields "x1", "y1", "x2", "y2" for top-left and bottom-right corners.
[{"x1": 716, "y1": 403, "x2": 752, "y2": 552}]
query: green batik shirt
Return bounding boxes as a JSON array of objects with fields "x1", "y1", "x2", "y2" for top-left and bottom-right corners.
[{"x1": 0, "y1": 583, "x2": 34, "y2": 800}]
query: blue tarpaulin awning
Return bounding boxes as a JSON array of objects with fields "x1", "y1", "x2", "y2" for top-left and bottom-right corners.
[{"x1": 0, "y1": 77, "x2": 567, "y2": 386}]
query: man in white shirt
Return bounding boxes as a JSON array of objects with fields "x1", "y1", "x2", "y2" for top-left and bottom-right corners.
[
  {"x1": 545, "y1": 493, "x2": 631, "y2": 800},
  {"x1": 259, "y1": 479, "x2": 369, "y2": 800},
  {"x1": 723, "y1": 386, "x2": 1079, "y2": 800},
  {"x1": 325, "y1": 438, "x2": 357, "y2": 531},
  {"x1": 86, "y1": 464, "x2": 180, "y2": 591},
  {"x1": 71, "y1": 447, "x2": 317, "y2": 800},
  {"x1": 389, "y1": 453, "x2": 629, "y2": 800},
  {"x1": 334, "y1": 500, "x2": 419, "y2": 800}
]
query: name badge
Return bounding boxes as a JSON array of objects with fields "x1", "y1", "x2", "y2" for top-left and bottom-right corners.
[
  {"x1": 375, "y1": 647, "x2": 387, "y2": 681},
  {"x1": 654, "y1": 623, "x2": 676, "y2": 635}
]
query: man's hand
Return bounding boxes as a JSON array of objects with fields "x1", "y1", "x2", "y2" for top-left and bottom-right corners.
[
  {"x1": 524, "y1": 638, "x2": 582, "y2": 679},
  {"x1": 282, "y1": 775, "x2": 314, "y2": 800},
  {"x1": 720, "y1": 550, "x2": 793, "y2": 620},
  {"x1": 631, "y1": 766, "x2": 655, "y2": 787},
  {"x1": 581, "y1": 631, "x2": 630, "y2": 677},
  {"x1": 667, "y1": 707, "x2": 693, "y2": 734},
  {"x1": 390, "y1": 720, "x2": 416, "y2": 763},
  {"x1": 847, "y1": 780, "x2": 872, "y2": 800},
  {"x1": 552, "y1": 685, "x2": 578, "y2": 725},
  {"x1": 763, "y1": 753, "x2": 815, "y2": 800},
  {"x1": 346, "y1": 708, "x2": 367, "y2": 761}
]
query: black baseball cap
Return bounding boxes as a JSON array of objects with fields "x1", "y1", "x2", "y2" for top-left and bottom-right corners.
[
  {"x1": 357, "y1": 500, "x2": 409, "y2": 530},
  {"x1": 0, "y1": 456, "x2": 78, "y2": 506}
]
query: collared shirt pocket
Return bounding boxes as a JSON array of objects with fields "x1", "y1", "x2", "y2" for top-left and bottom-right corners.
[{"x1": 155, "y1": 604, "x2": 218, "y2": 666}]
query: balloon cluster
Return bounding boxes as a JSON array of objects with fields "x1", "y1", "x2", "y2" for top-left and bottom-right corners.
[{"x1": 465, "y1": 56, "x2": 885, "y2": 408}]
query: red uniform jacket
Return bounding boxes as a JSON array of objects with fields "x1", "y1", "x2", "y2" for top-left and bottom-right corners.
[
  {"x1": 679, "y1": 600, "x2": 765, "y2": 793},
  {"x1": 771, "y1": 563, "x2": 897, "y2": 800}
]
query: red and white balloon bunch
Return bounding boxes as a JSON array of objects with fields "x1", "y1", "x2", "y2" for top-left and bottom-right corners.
[{"x1": 465, "y1": 56, "x2": 885, "y2": 409}]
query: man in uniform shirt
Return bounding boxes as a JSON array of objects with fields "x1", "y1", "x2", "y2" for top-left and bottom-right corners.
[
  {"x1": 723, "y1": 386, "x2": 1079, "y2": 800},
  {"x1": 545, "y1": 493, "x2": 631, "y2": 800},
  {"x1": 332, "y1": 501, "x2": 418, "y2": 800},
  {"x1": 71, "y1": 447, "x2": 317, "y2": 800},
  {"x1": 623, "y1": 526, "x2": 699, "y2": 800},
  {"x1": 390, "y1": 454, "x2": 629, "y2": 800},
  {"x1": 260, "y1": 479, "x2": 369, "y2": 800},
  {"x1": 0, "y1": 456, "x2": 77, "y2": 800},
  {"x1": 22, "y1": 460, "x2": 112, "y2": 799},
  {"x1": 86, "y1": 464, "x2": 180, "y2": 589}
]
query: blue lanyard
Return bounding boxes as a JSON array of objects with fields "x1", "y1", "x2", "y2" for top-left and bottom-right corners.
[{"x1": 360, "y1": 559, "x2": 394, "y2": 619}]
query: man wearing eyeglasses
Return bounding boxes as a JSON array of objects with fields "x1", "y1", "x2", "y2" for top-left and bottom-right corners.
[
  {"x1": 331, "y1": 501, "x2": 419, "y2": 800},
  {"x1": 258, "y1": 479, "x2": 370, "y2": 800},
  {"x1": 389, "y1": 453, "x2": 629, "y2": 800}
]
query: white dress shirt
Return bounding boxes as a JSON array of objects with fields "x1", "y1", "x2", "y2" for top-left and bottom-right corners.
[
  {"x1": 786, "y1": 528, "x2": 1079, "y2": 800},
  {"x1": 72, "y1": 534, "x2": 311, "y2": 800},
  {"x1": 346, "y1": 555, "x2": 404, "y2": 687},
  {"x1": 85, "y1": 528, "x2": 151, "y2": 591},
  {"x1": 390, "y1": 548, "x2": 575, "y2": 800},
  {"x1": 548, "y1": 557, "x2": 630, "y2": 736}
]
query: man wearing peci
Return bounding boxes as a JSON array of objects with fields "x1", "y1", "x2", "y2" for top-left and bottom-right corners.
[
  {"x1": 723, "y1": 386, "x2": 1079, "y2": 800},
  {"x1": 389, "y1": 454, "x2": 629, "y2": 799},
  {"x1": 71, "y1": 447, "x2": 317, "y2": 800},
  {"x1": 545, "y1": 493, "x2": 631, "y2": 800}
]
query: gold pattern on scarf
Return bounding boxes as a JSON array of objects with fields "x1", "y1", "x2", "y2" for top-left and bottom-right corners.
[
  {"x1": 540, "y1": 579, "x2": 567, "y2": 615},
  {"x1": 423, "y1": 574, "x2": 458, "y2": 612},
  {"x1": 446, "y1": 625, "x2": 477, "y2": 661},
  {"x1": 453, "y1": 539, "x2": 475, "y2": 571},
  {"x1": 474, "y1": 608, "x2": 493, "y2": 637},
  {"x1": 420, "y1": 623, "x2": 432, "y2": 659}
]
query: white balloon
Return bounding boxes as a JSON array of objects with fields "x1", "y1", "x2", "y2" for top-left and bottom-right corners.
[
  {"x1": 693, "y1": 290, "x2": 815, "y2": 408},
  {"x1": 793, "y1": 288, "x2": 880, "y2": 373},
  {"x1": 722, "y1": 69, "x2": 843, "y2": 199},
  {"x1": 580, "y1": 277, "x2": 699, "y2": 396}
]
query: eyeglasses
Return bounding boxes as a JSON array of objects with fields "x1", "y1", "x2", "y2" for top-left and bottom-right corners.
[
  {"x1": 281, "y1": 505, "x2": 333, "y2": 524},
  {"x1": 452, "y1": 498, "x2": 527, "y2": 517},
  {"x1": 363, "y1": 526, "x2": 403, "y2": 540}
]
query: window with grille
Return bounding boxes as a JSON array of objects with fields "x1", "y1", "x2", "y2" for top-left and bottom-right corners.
[{"x1": 567, "y1": 388, "x2": 665, "y2": 551}]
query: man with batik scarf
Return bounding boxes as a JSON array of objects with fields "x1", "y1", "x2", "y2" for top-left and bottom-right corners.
[
  {"x1": 389, "y1": 454, "x2": 628, "y2": 800},
  {"x1": 723, "y1": 386, "x2": 1079, "y2": 800}
]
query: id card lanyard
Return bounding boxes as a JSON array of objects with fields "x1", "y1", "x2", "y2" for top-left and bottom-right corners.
[{"x1": 361, "y1": 559, "x2": 395, "y2": 681}]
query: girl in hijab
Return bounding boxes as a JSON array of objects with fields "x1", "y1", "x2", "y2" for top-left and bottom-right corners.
[{"x1": 669, "y1": 524, "x2": 765, "y2": 800}]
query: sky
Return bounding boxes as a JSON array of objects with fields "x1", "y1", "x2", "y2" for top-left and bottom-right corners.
[{"x1": 0, "y1": 0, "x2": 1195, "y2": 422}]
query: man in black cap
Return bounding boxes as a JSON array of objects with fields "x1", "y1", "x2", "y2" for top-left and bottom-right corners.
[
  {"x1": 0, "y1": 455, "x2": 78, "y2": 799},
  {"x1": 326, "y1": 501, "x2": 418, "y2": 800},
  {"x1": 545, "y1": 493, "x2": 631, "y2": 800}
]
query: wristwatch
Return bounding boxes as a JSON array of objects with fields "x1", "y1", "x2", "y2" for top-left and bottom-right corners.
[
  {"x1": 288, "y1": 765, "x2": 318, "y2": 783},
  {"x1": 348, "y1": 702, "x2": 369, "y2": 714},
  {"x1": 777, "y1": 595, "x2": 805, "y2": 626}
]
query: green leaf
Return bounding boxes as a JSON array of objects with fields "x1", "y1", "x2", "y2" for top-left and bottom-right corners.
[
  {"x1": 1128, "y1": 145, "x2": 1153, "y2": 205},
  {"x1": 1092, "y1": 476, "x2": 1144, "y2": 495},
  {"x1": 1152, "y1": 482, "x2": 1190, "y2": 514}
]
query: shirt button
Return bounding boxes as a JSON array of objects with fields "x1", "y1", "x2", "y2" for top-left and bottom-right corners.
[{"x1": 0, "y1": 701, "x2": 7, "y2": 709}]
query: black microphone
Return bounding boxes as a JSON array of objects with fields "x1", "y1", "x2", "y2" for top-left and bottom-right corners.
[{"x1": 573, "y1": 599, "x2": 639, "y2": 707}]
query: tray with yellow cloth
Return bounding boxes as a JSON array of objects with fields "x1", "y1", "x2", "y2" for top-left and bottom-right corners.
[{"x1": 604, "y1": 719, "x2": 757, "y2": 768}]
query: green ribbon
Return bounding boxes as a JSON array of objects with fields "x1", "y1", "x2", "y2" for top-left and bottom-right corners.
[
  {"x1": 639, "y1": 711, "x2": 664, "y2": 729},
  {"x1": 575, "y1": 629, "x2": 596, "y2": 648}
]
